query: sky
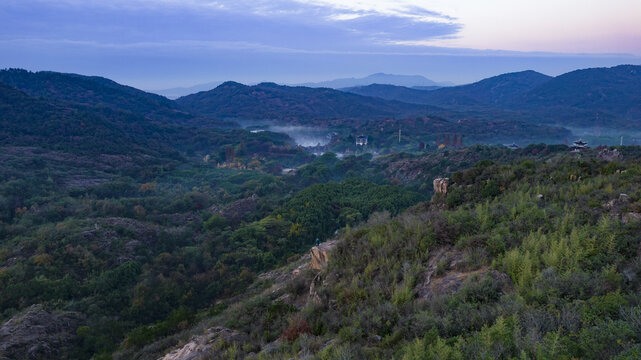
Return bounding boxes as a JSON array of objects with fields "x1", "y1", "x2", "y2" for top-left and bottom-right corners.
[{"x1": 1, "y1": 0, "x2": 640, "y2": 89}]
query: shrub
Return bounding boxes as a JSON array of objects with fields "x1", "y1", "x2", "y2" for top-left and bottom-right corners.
[
  {"x1": 582, "y1": 292, "x2": 627, "y2": 326},
  {"x1": 204, "y1": 214, "x2": 228, "y2": 231},
  {"x1": 281, "y1": 314, "x2": 311, "y2": 342}
]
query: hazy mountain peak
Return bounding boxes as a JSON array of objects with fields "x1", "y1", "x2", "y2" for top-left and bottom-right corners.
[
  {"x1": 256, "y1": 82, "x2": 281, "y2": 88},
  {"x1": 478, "y1": 70, "x2": 551, "y2": 82},
  {"x1": 297, "y1": 73, "x2": 450, "y2": 89},
  {"x1": 151, "y1": 81, "x2": 224, "y2": 99},
  {"x1": 216, "y1": 80, "x2": 247, "y2": 89}
]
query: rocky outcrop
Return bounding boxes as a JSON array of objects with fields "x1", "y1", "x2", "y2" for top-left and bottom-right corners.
[
  {"x1": 78, "y1": 217, "x2": 189, "y2": 265},
  {"x1": 604, "y1": 193, "x2": 631, "y2": 211},
  {"x1": 63, "y1": 175, "x2": 109, "y2": 189},
  {"x1": 0, "y1": 304, "x2": 84, "y2": 360},
  {"x1": 158, "y1": 327, "x2": 248, "y2": 360},
  {"x1": 433, "y1": 178, "x2": 450, "y2": 194},
  {"x1": 623, "y1": 212, "x2": 641, "y2": 224},
  {"x1": 385, "y1": 159, "x2": 431, "y2": 183},
  {"x1": 310, "y1": 240, "x2": 336, "y2": 271},
  {"x1": 423, "y1": 269, "x2": 511, "y2": 299},
  {"x1": 416, "y1": 247, "x2": 461, "y2": 298},
  {"x1": 597, "y1": 148, "x2": 622, "y2": 162},
  {"x1": 308, "y1": 272, "x2": 324, "y2": 305},
  {"x1": 211, "y1": 195, "x2": 258, "y2": 222},
  {"x1": 603, "y1": 194, "x2": 641, "y2": 223},
  {"x1": 416, "y1": 247, "x2": 511, "y2": 299}
]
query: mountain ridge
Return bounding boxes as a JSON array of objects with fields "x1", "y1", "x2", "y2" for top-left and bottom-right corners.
[
  {"x1": 150, "y1": 81, "x2": 224, "y2": 99},
  {"x1": 0, "y1": 69, "x2": 177, "y2": 115},
  {"x1": 344, "y1": 70, "x2": 552, "y2": 107},
  {"x1": 175, "y1": 80, "x2": 440, "y2": 124},
  {"x1": 298, "y1": 72, "x2": 452, "y2": 89},
  {"x1": 343, "y1": 65, "x2": 641, "y2": 128}
]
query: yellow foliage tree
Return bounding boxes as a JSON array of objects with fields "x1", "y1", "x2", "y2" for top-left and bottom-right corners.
[
  {"x1": 139, "y1": 182, "x2": 157, "y2": 193},
  {"x1": 32, "y1": 253, "x2": 54, "y2": 266}
]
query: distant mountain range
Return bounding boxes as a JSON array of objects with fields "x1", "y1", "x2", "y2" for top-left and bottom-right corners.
[
  {"x1": 175, "y1": 81, "x2": 439, "y2": 126},
  {"x1": 151, "y1": 81, "x2": 223, "y2": 99},
  {"x1": 298, "y1": 73, "x2": 453, "y2": 89},
  {"x1": 343, "y1": 70, "x2": 553, "y2": 107},
  {"x1": 0, "y1": 73, "x2": 298, "y2": 165},
  {"x1": 0, "y1": 80, "x2": 180, "y2": 160},
  {"x1": 343, "y1": 65, "x2": 641, "y2": 128},
  {"x1": 150, "y1": 73, "x2": 449, "y2": 98},
  {"x1": 2, "y1": 64, "x2": 640, "y2": 152},
  {"x1": 174, "y1": 80, "x2": 570, "y2": 143},
  {"x1": 341, "y1": 84, "x2": 443, "y2": 104},
  {"x1": 0, "y1": 69, "x2": 237, "y2": 127}
]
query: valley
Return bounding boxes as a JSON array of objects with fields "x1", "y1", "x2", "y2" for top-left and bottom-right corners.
[{"x1": 1, "y1": 65, "x2": 641, "y2": 359}]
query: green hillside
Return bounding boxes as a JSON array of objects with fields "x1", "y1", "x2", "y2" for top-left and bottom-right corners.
[
  {"x1": 3, "y1": 65, "x2": 641, "y2": 360},
  {"x1": 0, "y1": 69, "x2": 177, "y2": 115},
  {"x1": 521, "y1": 65, "x2": 641, "y2": 120},
  {"x1": 175, "y1": 80, "x2": 570, "y2": 146},
  {"x1": 344, "y1": 71, "x2": 552, "y2": 107},
  {"x1": 175, "y1": 81, "x2": 437, "y2": 124},
  {"x1": 0, "y1": 81, "x2": 179, "y2": 159},
  {"x1": 124, "y1": 147, "x2": 641, "y2": 359},
  {"x1": 344, "y1": 65, "x2": 641, "y2": 129}
]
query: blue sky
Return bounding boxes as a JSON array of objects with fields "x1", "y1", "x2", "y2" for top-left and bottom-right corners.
[{"x1": 1, "y1": 0, "x2": 640, "y2": 89}]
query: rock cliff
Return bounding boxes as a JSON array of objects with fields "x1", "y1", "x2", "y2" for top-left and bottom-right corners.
[
  {"x1": 310, "y1": 240, "x2": 336, "y2": 271},
  {"x1": 0, "y1": 304, "x2": 84, "y2": 360},
  {"x1": 157, "y1": 327, "x2": 247, "y2": 360},
  {"x1": 433, "y1": 178, "x2": 450, "y2": 194}
]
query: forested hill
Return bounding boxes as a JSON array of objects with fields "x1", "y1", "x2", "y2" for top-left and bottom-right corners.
[
  {"x1": 173, "y1": 81, "x2": 570, "y2": 143},
  {"x1": 412, "y1": 70, "x2": 553, "y2": 107},
  {"x1": 344, "y1": 70, "x2": 552, "y2": 106},
  {"x1": 521, "y1": 65, "x2": 641, "y2": 118},
  {"x1": 343, "y1": 65, "x2": 641, "y2": 128},
  {"x1": 341, "y1": 83, "x2": 439, "y2": 104},
  {"x1": 0, "y1": 81, "x2": 179, "y2": 159},
  {"x1": 0, "y1": 80, "x2": 303, "y2": 167},
  {"x1": 175, "y1": 81, "x2": 438, "y2": 123},
  {"x1": 0, "y1": 68, "x2": 179, "y2": 118},
  {"x1": 129, "y1": 147, "x2": 641, "y2": 359}
]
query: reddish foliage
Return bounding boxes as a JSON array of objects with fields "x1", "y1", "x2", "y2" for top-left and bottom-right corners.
[{"x1": 280, "y1": 314, "x2": 311, "y2": 342}]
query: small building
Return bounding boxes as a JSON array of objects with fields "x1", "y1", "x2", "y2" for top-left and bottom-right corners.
[
  {"x1": 570, "y1": 139, "x2": 588, "y2": 151},
  {"x1": 505, "y1": 143, "x2": 519, "y2": 150},
  {"x1": 355, "y1": 135, "x2": 368, "y2": 146},
  {"x1": 281, "y1": 168, "x2": 297, "y2": 176}
]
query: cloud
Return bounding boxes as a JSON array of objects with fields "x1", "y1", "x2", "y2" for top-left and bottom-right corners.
[
  {"x1": 3, "y1": 0, "x2": 638, "y2": 89},
  {"x1": 3, "y1": 0, "x2": 460, "y2": 49}
]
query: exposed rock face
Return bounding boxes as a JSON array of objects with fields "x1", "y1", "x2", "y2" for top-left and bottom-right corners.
[
  {"x1": 433, "y1": 178, "x2": 450, "y2": 194},
  {"x1": 604, "y1": 193, "x2": 631, "y2": 211},
  {"x1": 416, "y1": 247, "x2": 511, "y2": 299},
  {"x1": 259, "y1": 339, "x2": 282, "y2": 356},
  {"x1": 385, "y1": 159, "x2": 431, "y2": 183},
  {"x1": 63, "y1": 175, "x2": 109, "y2": 189},
  {"x1": 598, "y1": 148, "x2": 622, "y2": 162},
  {"x1": 78, "y1": 217, "x2": 189, "y2": 266},
  {"x1": 623, "y1": 212, "x2": 641, "y2": 224},
  {"x1": 416, "y1": 247, "x2": 460, "y2": 298},
  {"x1": 310, "y1": 240, "x2": 336, "y2": 271},
  {"x1": 423, "y1": 269, "x2": 511, "y2": 299},
  {"x1": 158, "y1": 327, "x2": 248, "y2": 360},
  {"x1": 212, "y1": 195, "x2": 258, "y2": 222},
  {"x1": 308, "y1": 272, "x2": 323, "y2": 305},
  {"x1": 603, "y1": 194, "x2": 641, "y2": 223},
  {"x1": 0, "y1": 304, "x2": 84, "y2": 360}
]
